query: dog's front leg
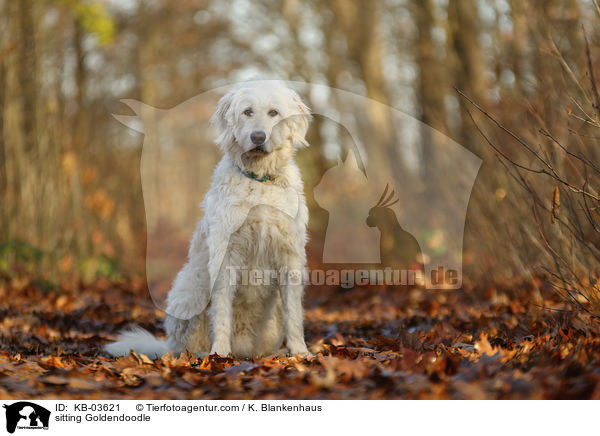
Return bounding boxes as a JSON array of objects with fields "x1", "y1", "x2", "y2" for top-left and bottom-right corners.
[
  {"x1": 280, "y1": 263, "x2": 309, "y2": 356},
  {"x1": 209, "y1": 276, "x2": 236, "y2": 356},
  {"x1": 208, "y1": 258, "x2": 237, "y2": 356},
  {"x1": 209, "y1": 286, "x2": 235, "y2": 356}
]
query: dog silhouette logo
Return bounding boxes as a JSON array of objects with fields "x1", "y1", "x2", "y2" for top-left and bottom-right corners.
[
  {"x1": 113, "y1": 81, "x2": 482, "y2": 295},
  {"x1": 3, "y1": 402, "x2": 50, "y2": 433}
]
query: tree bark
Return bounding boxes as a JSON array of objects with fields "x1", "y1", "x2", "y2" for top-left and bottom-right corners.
[
  {"x1": 448, "y1": 0, "x2": 486, "y2": 154},
  {"x1": 413, "y1": 0, "x2": 449, "y2": 182},
  {"x1": 0, "y1": 0, "x2": 7, "y2": 237},
  {"x1": 17, "y1": 0, "x2": 37, "y2": 154}
]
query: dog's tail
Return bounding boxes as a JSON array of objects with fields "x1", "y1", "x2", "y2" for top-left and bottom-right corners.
[{"x1": 104, "y1": 327, "x2": 171, "y2": 359}]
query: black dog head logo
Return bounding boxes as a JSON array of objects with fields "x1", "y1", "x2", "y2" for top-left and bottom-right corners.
[{"x1": 3, "y1": 402, "x2": 50, "y2": 433}]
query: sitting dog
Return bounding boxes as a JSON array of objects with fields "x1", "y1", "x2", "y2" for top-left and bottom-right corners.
[{"x1": 106, "y1": 81, "x2": 312, "y2": 359}]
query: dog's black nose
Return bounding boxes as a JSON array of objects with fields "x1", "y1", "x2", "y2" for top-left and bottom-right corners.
[{"x1": 250, "y1": 131, "x2": 266, "y2": 145}]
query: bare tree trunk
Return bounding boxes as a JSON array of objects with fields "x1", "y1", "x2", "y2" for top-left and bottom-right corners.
[
  {"x1": 0, "y1": 0, "x2": 7, "y2": 238},
  {"x1": 17, "y1": 0, "x2": 37, "y2": 154},
  {"x1": 71, "y1": 18, "x2": 86, "y2": 254},
  {"x1": 508, "y1": 0, "x2": 529, "y2": 98},
  {"x1": 356, "y1": 1, "x2": 394, "y2": 150},
  {"x1": 448, "y1": 0, "x2": 486, "y2": 154},
  {"x1": 413, "y1": 0, "x2": 448, "y2": 182},
  {"x1": 332, "y1": 0, "x2": 401, "y2": 167}
]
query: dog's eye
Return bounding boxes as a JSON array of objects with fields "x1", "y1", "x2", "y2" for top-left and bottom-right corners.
[
  {"x1": 243, "y1": 109, "x2": 253, "y2": 116},
  {"x1": 268, "y1": 109, "x2": 279, "y2": 117}
]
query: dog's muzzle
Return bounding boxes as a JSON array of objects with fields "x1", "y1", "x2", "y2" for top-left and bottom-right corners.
[
  {"x1": 248, "y1": 130, "x2": 271, "y2": 153},
  {"x1": 251, "y1": 130, "x2": 266, "y2": 145}
]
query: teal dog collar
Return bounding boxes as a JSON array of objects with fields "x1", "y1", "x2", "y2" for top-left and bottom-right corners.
[{"x1": 236, "y1": 165, "x2": 273, "y2": 183}]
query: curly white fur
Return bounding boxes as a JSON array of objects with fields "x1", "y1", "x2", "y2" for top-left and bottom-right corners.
[{"x1": 105, "y1": 81, "x2": 312, "y2": 359}]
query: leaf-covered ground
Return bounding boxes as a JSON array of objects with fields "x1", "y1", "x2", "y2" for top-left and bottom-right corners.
[{"x1": 1, "y1": 276, "x2": 600, "y2": 399}]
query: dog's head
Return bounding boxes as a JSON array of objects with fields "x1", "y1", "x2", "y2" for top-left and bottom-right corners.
[{"x1": 210, "y1": 81, "x2": 311, "y2": 161}]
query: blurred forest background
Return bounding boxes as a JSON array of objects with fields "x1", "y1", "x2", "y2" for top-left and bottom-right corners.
[{"x1": 0, "y1": 0, "x2": 599, "y2": 313}]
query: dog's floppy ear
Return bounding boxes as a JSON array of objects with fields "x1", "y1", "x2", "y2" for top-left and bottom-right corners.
[
  {"x1": 210, "y1": 90, "x2": 235, "y2": 150},
  {"x1": 288, "y1": 90, "x2": 312, "y2": 148}
]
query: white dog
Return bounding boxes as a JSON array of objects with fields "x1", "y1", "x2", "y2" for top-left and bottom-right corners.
[{"x1": 106, "y1": 81, "x2": 312, "y2": 359}]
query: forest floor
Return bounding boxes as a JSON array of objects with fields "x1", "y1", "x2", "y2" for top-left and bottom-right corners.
[{"x1": 1, "y1": 275, "x2": 600, "y2": 399}]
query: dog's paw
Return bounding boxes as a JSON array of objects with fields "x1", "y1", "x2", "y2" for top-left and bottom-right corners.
[
  {"x1": 209, "y1": 343, "x2": 232, "y2": 357},
  {"x1": 288, "y1": 342, "x2": 311, "y2": 358}
]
